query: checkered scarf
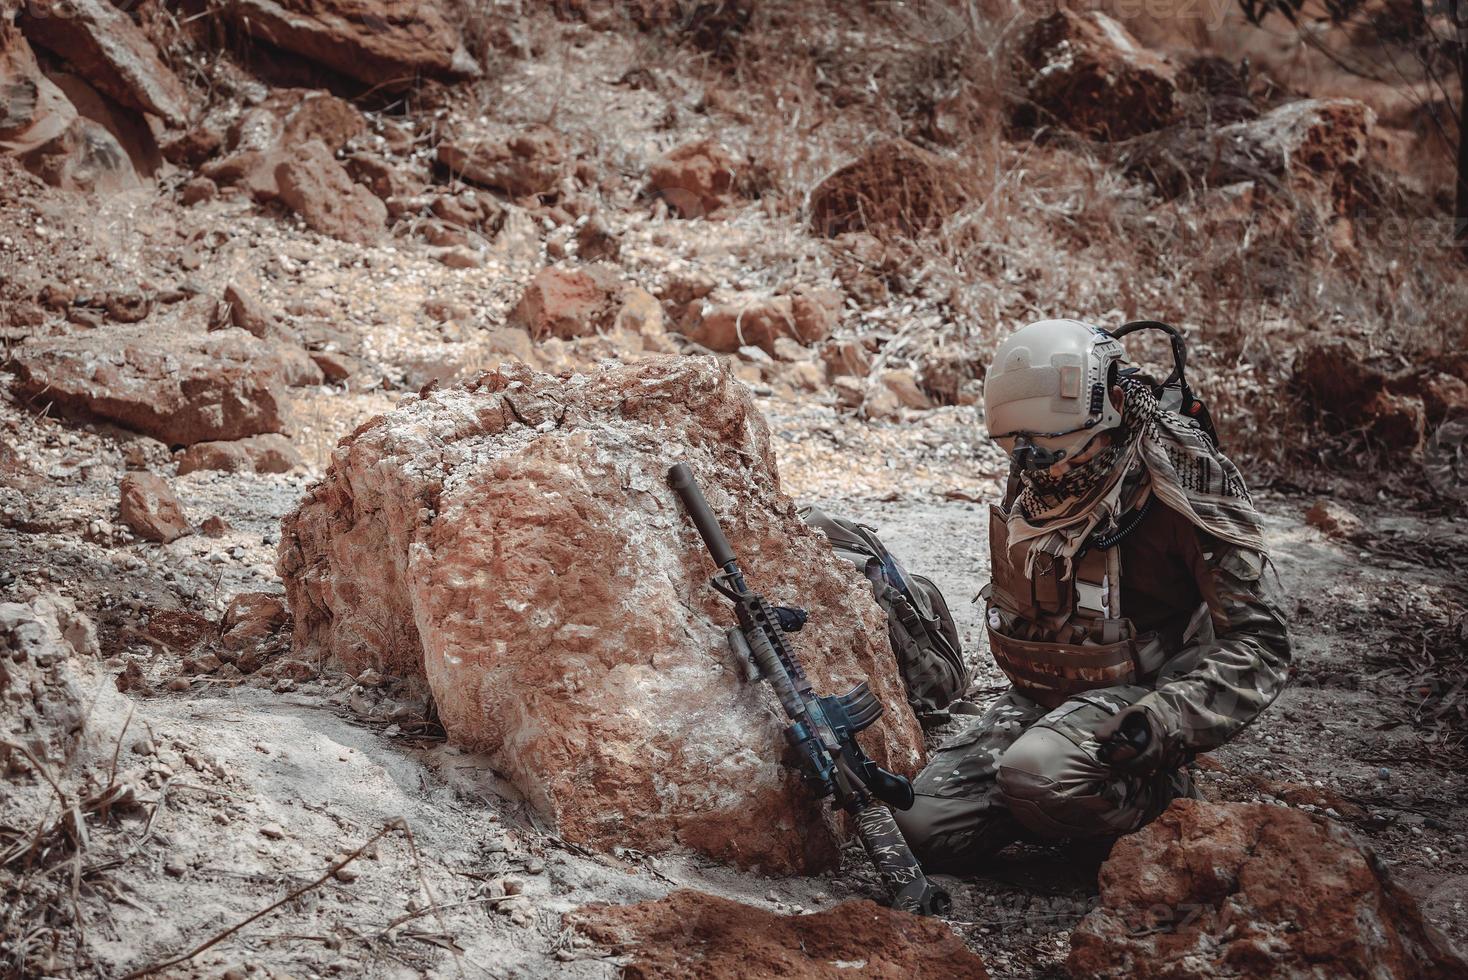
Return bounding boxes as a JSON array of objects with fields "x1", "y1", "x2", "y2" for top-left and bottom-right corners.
[{"x1": 1007, "y1": 377, "x2": 1265, "y2": 574}]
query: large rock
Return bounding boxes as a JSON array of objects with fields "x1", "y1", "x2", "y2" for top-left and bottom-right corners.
[
  {"x1": 177, "y1": 434, "x2": 304, "y2": 475},
  {"x1": 1292, "y1": 341, "x2": 1426, "y2": 454},
  {"x1": 0, "y1": 19, "x2": 75, "y2": 156},
  {"x1": 507, "y1": 264, "x2": 625, "y2": 340},
  {"x1": 570, "y1": 890, "x2": 988, "y2": 978},
  {"x1": 223, "y1": 0, "x2": 479, "y2": 88},
  {"x1": 1068, "y1": 800, "x2": 1468, "y2": 979},
  {"x1": 1016, "y1": 9, "x2": 1178, "y2": 141},
  {"x1": 679, "y1": 289, "x2": 838, "y2": 356},
  {"x1": 19, "y1": 115, "x2": 138, "y2": 193},
  {"x1": 808, "y1": 139, "x2": 964, "y2": 239},
  {"x1": 275, "y1": 138, "x2": 386, "y2": 244},
  {"x1": 200, "y1": 90, "x2": 370, "y2": 203},
  {"x1": 1, "y1": 595, "x2": 99, "y2": 790},
  {"x1": 436, "y1": 126, "x2": 564, "y2": 198},
  {"x1": 1125, "y1": 98, "x2": 1373, "y2": 203},
  {"x1": 278, "y1": 357, "x2": 924, "y2": 871},
  {"x1": 118, "y1": 471, "x2": 191, "y2": 543},
  {"x1": 647, "y1": 138, "x2": 738, "y2": 218},
  {"x1": 19, "y1": 0, "x2": 190, "y2": 126},
  {"x1": 9, "y1": 326, "x2": 288, "y2": 445}
]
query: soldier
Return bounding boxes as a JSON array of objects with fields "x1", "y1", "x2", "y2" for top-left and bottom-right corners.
[{"x1": 893, "y1": 318, "x2": 1291, "y2": 870}]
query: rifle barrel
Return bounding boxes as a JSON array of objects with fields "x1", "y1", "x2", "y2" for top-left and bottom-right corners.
[{"x1": 668, "y1": 464, "x2": 737, "y2": 568}]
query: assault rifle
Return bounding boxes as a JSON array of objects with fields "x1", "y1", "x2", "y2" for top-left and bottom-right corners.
[{"x1": 668, "y1": 463, "x2": 950, "y2": 916}]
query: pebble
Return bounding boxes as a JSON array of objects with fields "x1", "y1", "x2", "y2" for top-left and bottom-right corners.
[
  {"x1": 1379, "y1": 768, "x2": 1391, "y2": 780},
  {"x1": 164, "y1": 861, "x2": 187, "y2": 878},
  {"x1": 260, "y1": 823, "x2": 285, "y2": 840}
]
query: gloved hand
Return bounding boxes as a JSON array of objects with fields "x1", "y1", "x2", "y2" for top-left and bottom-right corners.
[{"x1": 1094, "y1": 704, "x2": 1179, "y2": 775}]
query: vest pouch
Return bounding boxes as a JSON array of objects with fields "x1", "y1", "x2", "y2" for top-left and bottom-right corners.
[
  {"x1": 988, "y1": 505, "x2": 1074, "y2": 617},
  {"x1": 986, "y1": 619, "x2": 1138, "y2": 708}
]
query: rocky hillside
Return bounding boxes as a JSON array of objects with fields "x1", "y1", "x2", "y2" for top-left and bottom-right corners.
[{"x1": 2, "y1": 1, "x2": 1466, "y2": 977}]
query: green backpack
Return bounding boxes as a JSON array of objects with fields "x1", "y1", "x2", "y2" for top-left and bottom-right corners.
[{"x1": 800, "y1": 506, "x2": 971, "y2": 727}]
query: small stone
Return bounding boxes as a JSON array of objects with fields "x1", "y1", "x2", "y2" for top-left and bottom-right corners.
[
  {"x1": 165, "y1": 676, "x2": 190, "y2": 692},
  {"x1": 260, "y1": 823, "x2": 285, "y2": 840},
  {"x1": 332, "y1": 861, "x2": 360, "y2": 883},
  {"x1": 164, "y1": 861, "x2": 187, "y2": 877},
  {"x1": 502, "y1": 875, "x2": 525, "y2": 896}
]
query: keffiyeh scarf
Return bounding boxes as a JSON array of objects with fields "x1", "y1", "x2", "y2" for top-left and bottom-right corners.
[{"x1": 1006, "y1": 377, "x2": 1265, "y2": 576}]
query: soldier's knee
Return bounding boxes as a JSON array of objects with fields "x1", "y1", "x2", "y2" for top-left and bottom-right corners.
[
  {"x1": 996, "y1": 727, "x2": 1118, "y2": 841},
  {"x1": 893, "y1": 794, "x2": 1013, "y2": 874}
]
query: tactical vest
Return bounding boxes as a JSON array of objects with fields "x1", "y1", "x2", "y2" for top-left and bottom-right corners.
[{"x1": 983, "y1": 502, "x2": 1170, "y2": 709}]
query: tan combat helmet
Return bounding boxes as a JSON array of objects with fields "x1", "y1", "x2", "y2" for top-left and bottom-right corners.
[{"x1": 984, "y1": 319, "x2": 1126, "y2": 470}]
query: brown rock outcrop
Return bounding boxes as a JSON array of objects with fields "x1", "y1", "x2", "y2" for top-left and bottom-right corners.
[
  {"x1": 570, "y1": 890, "x2": 988, "y2": 979},
  {"x1": 177, "y1": 434, "x2": 304, "y2": 475},
  {"x1": 20, "y1": 116, "x2": 139, "y2": 193},
  {"x1": 647, "y1": 138, "x2": 738, "y2": 217},
  {"x1": 1016, "y1": 9, "x2": 1178, "y2": 141},
  {"x1": 275, "y1": 139, "x2": 386, "y2": 244},
  {"x1": 119, "y1": 472, "x2": 191, "y2": 543},
  {"x1": 223, "y1": 0, "x2": 480, "y2": 88},
  {"x1": 278, "y1": 357, "x2": 924, "y2": 871},
  {"x1": 679, "y1": 289, "x2": 835, "y2": 357},
  {"x1": 222, "y1": 592, "x2": 290, "y2": 653},
  {"x1": 19, "y1": 0, "x2": 190, "y2": 126},
  {"x1": 9, "y1": 326, "x2": 288, "y2": 445},
  {"x1": 436, "y1": 126, "x2": 564, "y2": 198},
  {"x1": 1292, "y1": 341, "x2": 1426, "y2": 454},
  {"x1": 809, "y1": 139, "x2": 964, "y2": 239},
  {"x1": 0, "y1": 21, "x2": 75, "y2": 156},
  {"x1": 1068, "y1": 799, "x2": 1468, "y2": 979},
  {"x1": 1126, "y1": 98, "x2": 1373, "y2": 204},
  {"x1": 507, "y1": 264, "x2": 626, "y2": 340}
]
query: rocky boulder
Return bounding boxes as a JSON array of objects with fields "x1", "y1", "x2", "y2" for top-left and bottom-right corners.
[
  {"x1": 647, "y1": 138, "x2": 739, "y2": 218},
  {"x1": 1292, "y1": 341, "x2": 1427, "y2": 454},
  {"x1": 570, "y1": 890, "x2": 988, "y2": 978},
  {"x1": 118, "y1": 472, "x2": 191, "y2": 543},
  {"x1": 809, "y1": 139, "x2": 965, "y2": 239},
  {"x1": 507, "y1": 264, "x2": 626, "y2": 340},
  {"x1": 1125, "y1": 98, "x2": 1373, "y2": 204},
  {"x1": 9, "y1": 326, "x2": 288, "y2": 446},
  {"x1": 0, "y1": 20, "x2": 76, "y2": 156},
  {"x1": 19, "y1": 0, "x2": 190, "y2": 126},
  {"x1": 1, "y1": 595, "x2": 99, "y2": 785},
  {"x1": 19, "y1": 115, "x2": 138, "y2": 193},
  {"x1": 277, "y1": 357, "x2": 924, "y2": 871},
  {"x1": 1016, "y1": 9, "x2": 1178, "y2": 141},
  {"x1": 275, "y1": 139, "x2": 386, "y2": 244},
  {"x1": 222, "y1": 592, "x2": 290, "y2": 653},
  {"x1": 1068, "y1": 799, "x2": 1468, "y2": 979},
  {"x1": 223, "y1": 0, "x2": 479, "y2": 88},
  {"x1": 177, "y1": 434, "x2": 303, "y2": 475},
  {"x1": 678, "y1": 288, "x2": 840, "y2": 357},
  {"x1": 436, "y1": 126, "x2": 564, "y2": 199}
]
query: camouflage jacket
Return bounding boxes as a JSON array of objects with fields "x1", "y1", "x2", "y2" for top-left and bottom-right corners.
[{"x1": 1118, "y1": 501, "x2": 1292, "y2": 753}]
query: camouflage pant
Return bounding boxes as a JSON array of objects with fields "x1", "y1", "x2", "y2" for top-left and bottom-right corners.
[{"x1": 892, "y1": 685, "x2": 1189, "y2": 874}]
